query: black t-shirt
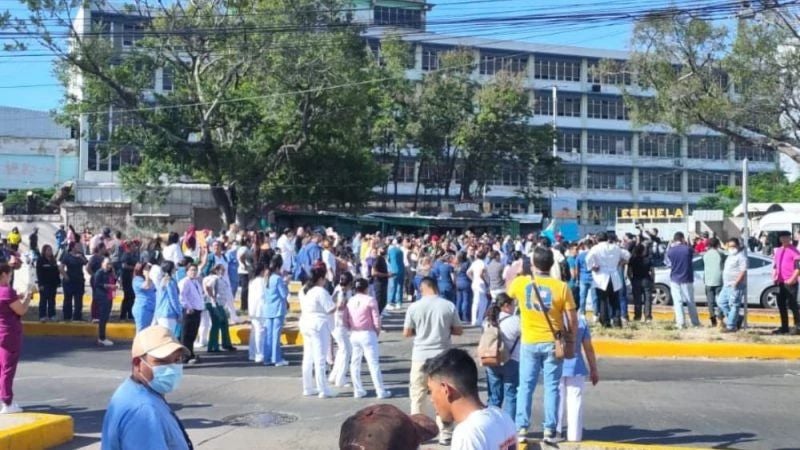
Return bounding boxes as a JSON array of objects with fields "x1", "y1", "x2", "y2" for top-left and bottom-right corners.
[
  {"x1": 60, "y1": 253, "x2": 87, "y2": 282},
  {"x1": 629, "y1": 255, "x2": 653, "y2": 280},
  {"x1": 374, "y1": 256, "x2": 388, "y2": 284}
]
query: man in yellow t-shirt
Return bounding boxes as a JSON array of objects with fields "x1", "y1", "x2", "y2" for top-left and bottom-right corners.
[{"x1": 508, "y1": 246, "x2": 578, "y2": 444}]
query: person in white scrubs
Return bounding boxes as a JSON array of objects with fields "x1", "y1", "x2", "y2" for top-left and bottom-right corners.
[
  {"x1": 328, "y1": 272, "x2": 353, "y2": 387},
  {"x1": 299, "y1": 264, "x2": 336, "y2": 398},
  {"x1": 467, "y1": 250, "x2": 488, "y2": 326},
  {"x1": 248, "y1": 263, "x2": 268, "y2": 363}
]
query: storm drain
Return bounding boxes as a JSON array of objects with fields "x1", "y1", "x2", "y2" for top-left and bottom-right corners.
[{"x1": 223, "y1": 411, "x2": 299, "y2": 428}]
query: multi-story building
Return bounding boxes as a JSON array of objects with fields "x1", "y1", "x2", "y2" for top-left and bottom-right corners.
[
  {"x1": 71, "y1": 1, "x2": 778, "y2": 229},
  {"x1": 0, "y1": 106, "x2": 78, "y2": 197}
]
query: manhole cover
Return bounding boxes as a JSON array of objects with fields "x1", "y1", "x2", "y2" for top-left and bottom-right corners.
[{"x1": 223, "y1": 411, "x2": 299, "y2": 428}]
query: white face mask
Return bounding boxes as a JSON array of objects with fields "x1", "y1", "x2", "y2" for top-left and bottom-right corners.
[{"x1": 727, "y1": 248, "x2": 738, "y2": 255}]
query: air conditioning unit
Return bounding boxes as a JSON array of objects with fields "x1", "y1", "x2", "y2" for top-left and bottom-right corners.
[{"x1": 591, "y1": 84, "x2": 601, "y2": 92}]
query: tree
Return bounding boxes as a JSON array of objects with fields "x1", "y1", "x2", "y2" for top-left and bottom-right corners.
[
  {"x1": 2, "y1": 0, "x2": 386, "y2": 223},
  {"x1": 366, "y1": 36, "x2": 414, "y2": 209},
  {"x1": 410, "y1": 49, "x2": 476, "y2": 210},
  {"x1": 622, "y1": 5, "x2": 800, "y2": 163},
  {"x1": 698, "y1": 170, "x2": 800, "y2": 215},
  {"x1": 455, "y1": 72, "x2": 558, "y2": 203}
]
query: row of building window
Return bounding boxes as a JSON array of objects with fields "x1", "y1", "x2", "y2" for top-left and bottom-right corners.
[
  {"x1": 373, "y1": 6, "x2": 423, "y2": 29},
  {"x1": 378, "y1": 157, "x2": 736, "y2": 195},
  {"x1": 555, "y1": 130, "x2": 776, "y2": 162}
]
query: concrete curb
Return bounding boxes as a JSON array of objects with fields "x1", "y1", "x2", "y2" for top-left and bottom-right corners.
[
  {"x1": 0, "y1": 413, "x2": 73, "y2": 450},
  {"x1": 593, "y1": 338, "x2": 800, "y2": 360},
  {"x1": 23, "y1": 322, "x2": 800, "y2": 359}
]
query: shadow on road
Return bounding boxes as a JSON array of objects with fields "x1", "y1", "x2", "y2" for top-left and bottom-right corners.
[{"x1": 585, "y1": 425, "x2": 757, "y2": 448}]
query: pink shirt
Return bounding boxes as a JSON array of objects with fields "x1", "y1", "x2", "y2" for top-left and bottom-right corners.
[
  {"x1": 773, "y1": 246, "x2": 800, "y2": 283},
  {"x1": 343, "y1": 293, "x2": 381, "y2": 333}
]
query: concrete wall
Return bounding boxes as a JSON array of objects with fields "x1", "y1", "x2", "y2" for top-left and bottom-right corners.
[
  {"x1": 62, "y1": 202, "x2": 224, "y2": 238},
  {"x1": 0, "y1": 136, "x2": 78, "y2": 191}
]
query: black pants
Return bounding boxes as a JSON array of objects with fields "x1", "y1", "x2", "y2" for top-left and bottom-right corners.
[
  {"x1": 595, "y1": 283, "x2": 620, "y2": 327},
  {"x1": 63, "y1": 279, "x2": 84, "y2": 321},
  {"x1": 97, "y1": 296, "x2": 112, "y2": 341},
  {"x1": 705, "y1": 285, "x2": 722, "y2": 324},
  {"x1": 631, "y1": 278, "x2": 653, "y2": 321},
  {"x1": 38, "y1": 283, "x2": 58, "y2": 319},
  {"x1": 375, "y1": 280, "x2": 388, "y2": 313},
  {"x1": 181, "y1": 310, "x2": 203, "y2": 360},
  {"x1": 777, "y1": 283, "x2": 800, "y2": 331},
  {"x1": 120, "y1": 269, "x2": 134, "y2": 320},
  {"x1": 238, "y1": 273, "x2": 250, "y2": 312}
]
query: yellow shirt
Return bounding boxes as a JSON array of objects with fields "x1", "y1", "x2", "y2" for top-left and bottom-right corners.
[{"x1": 508, "y1": 274, "x2": 576, "y2": 344}]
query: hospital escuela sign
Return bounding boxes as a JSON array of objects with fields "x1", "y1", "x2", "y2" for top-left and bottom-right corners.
[{"x1": 617, "y1": 207, "x2": 685, "y2": 220}]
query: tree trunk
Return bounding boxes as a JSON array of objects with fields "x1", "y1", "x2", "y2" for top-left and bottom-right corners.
[
  {"x1": 413, "y1": 160, "x2": 424, "y2": 212},
  {"x1": 210, "y1": 184, "x2": 236, "y2": 226},
  {"x1": 392, "y1": 144, "x2": 400, "y2": 210}
]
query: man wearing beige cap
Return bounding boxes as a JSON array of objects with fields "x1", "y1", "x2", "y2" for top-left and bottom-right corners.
[{"x1": 101, "y1": 326, "x2": 193, "y2": 450}]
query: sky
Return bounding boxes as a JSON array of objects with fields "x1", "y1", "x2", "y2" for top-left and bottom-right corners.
[{"x1": 0, "y1": 0, "x2": 638, "y2": 112}]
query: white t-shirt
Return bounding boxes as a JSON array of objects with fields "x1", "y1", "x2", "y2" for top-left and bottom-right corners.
[
  {"x1": 299, "y1": 286, "x2": 335, "y2": 327},
  {"x1": 163, "y1": 243, "x2": 183, "y2": 265},
  {"x1": 236, "y1": 246, "x2": 251, "y2": 275},
  {"x1": 322, "y1": 249, "x2": 337, "y2": 282},
  {"x1": 452, "y1": 407, "x2": 517, "y2": 450},
  {"x1": 469, "y1": 259, "x2": 486, "y2": 288}
]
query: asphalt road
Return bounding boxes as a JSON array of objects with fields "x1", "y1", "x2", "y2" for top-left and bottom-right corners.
[{"x1": 13, "y1": 311, "x2": 800, "y2": 450}]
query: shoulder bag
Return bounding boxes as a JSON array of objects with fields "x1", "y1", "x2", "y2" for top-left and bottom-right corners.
[{"x1": 530, "y1": 280, "x2": 575, "y2": 360}]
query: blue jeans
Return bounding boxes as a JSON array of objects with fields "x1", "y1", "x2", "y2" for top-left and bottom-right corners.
[
  {"x1": 516, "y1": 342, "x2": 562, "y2": 432},
  {"x1": 717, "y1": 285, "x2": 743, "y2": 330},
  {"x1": 618, "y1": 270, "x2": 629, "y2": 320},
  {"x1": 264, "y1": 316, "x2": 286, "y2": 364},
  {"x1": 486, "y1": 359, "x2": 519, "y2": 420},
  {"x1": 578, "y1": 281, "x2": 594, "y2": 315},
  {"x1": 388, "y1": 275, "x2": 404, "y2": 306},
  {"x1": 456, "y1": 287, "x2": 472, "y2": 323}
]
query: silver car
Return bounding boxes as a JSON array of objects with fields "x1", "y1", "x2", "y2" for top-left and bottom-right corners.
[{"x1": 652, "y1": 253, "x2": 778, "y2": 309}]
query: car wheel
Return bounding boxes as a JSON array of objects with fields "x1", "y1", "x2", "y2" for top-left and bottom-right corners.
[
  {"x1": 760, "y1": 286, "x2": 779, "y2": 309},
  {"x1": 652, "y1": 283, "x2": 672, "y2": 306}
]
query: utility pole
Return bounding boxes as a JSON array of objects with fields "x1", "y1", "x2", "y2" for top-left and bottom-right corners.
[
  {"x1": 552, "y1": 86, "x2": 558, "y2": 157},
  {"x1": 742, "y1": 157, "x2": 749, "y2": 329}
]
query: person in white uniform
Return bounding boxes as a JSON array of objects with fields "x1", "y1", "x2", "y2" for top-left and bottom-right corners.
[
  {"x1": 557, "y1": 315, "x2": 600, "y2": 442},
  {"x1": 247, "y1": 263, "x2": 268, "y2": 363},
  {"x1": 424, "y1": 348, "x2": 517, "y2": 450},
  {"x1": 467, "y1": 251, "x2": 488, "y2": 326},
  {"x1": 299, "y1": 264, "x2": 337, "y2": 398},
  {"x1": 344, "y1": 278, "x2": 392, "y2": 399},
  {"x1": 328, "y1": 272, "x2": 353, "y2": 387},
  {"x1": 277, "y1": 229, "x2": 295, "y2": 275}
]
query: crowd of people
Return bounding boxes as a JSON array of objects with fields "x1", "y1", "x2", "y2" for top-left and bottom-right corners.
[{"x1": 1, "y1": 219, "x2": 798, "y2": 449}]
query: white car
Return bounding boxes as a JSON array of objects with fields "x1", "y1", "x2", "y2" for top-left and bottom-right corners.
[{"x1": 652, "y1": 253, "x2": 778, "y2": 309}]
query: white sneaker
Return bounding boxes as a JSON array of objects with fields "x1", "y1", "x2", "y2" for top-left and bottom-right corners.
[
  {"x1": 0, "y1": 402, "x2": 22, "y2": 414},
  {"x1": 318, "y1": 390, "x2": 336, "y2": 399},
  {"x1": 302, "y1": 390, "x2": 319, "y2": 397},
  {"x1": 354, "y1": 390, "x2": 367, "y2": 399},
  {"x1": 97, "y1": 339, "x2": 114, "y2": 347},
  {"x1": 193, "y1": 342, "x2": 205, "y2": 350},
  {"x1": 377, "y1": 390, "x2": 393, "y2": 399},
  {"x1": 274, "y1": 360, "x2": 289, "y2": 367}
]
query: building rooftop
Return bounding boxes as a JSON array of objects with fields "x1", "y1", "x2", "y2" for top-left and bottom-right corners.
[{"x1": 0, "y1": 106, "x2": 71, "y2": 140}]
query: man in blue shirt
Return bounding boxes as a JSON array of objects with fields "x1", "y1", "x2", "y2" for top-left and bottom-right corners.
[
  {"x1": 101, "y1": 326, "x2": 192, "y2": 450},
  {"x1": 387, "y1": 240, "x2": 406, "y2": 310},
  {"x1": 293, "y1": 234, "x2": 322, "y2": 282},
  {"x1": 665, "y1": 232, "x2": 700, "y2": 328}
]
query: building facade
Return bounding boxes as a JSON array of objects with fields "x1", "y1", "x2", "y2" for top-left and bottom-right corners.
[
  {"x1": 0, "y1": 106, "x2": 78, "y2": 196},
  {"x1": 72, "y1": 1, "x2": 778, "y2": 229}
]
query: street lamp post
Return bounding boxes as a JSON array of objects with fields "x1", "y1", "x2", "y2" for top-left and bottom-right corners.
[{"x1": 742, "y1": 157, "x2": 749, "y2": 329}]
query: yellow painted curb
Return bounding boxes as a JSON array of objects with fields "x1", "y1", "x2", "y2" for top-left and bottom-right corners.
[
  {"x1": 586, "y1": 310, "x2": 780, "y2": 326},
  {"x1": 593, "y1": 338, "x2": 800, "y2": 360},
  {"x1": 565, "y1": 441, "x2": 709, "y2": 450},
  {"x1": 24, "y1": 321, "x2": 304, "y2": 346},
  {"x1": 24, "y1": 321, "x2": 136, "y2": 341},
  {"x1": 0, "y1": 413, "x2": 73, "y2": 450}
]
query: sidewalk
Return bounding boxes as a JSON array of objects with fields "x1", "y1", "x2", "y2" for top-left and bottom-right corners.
[{"x1": 0, "y1": 413, "x2": 73, "y2": 450}]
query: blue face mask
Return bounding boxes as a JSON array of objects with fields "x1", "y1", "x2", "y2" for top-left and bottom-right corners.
[{"x1": 143, "y1": 360, "x2": 184, "y2": 395}]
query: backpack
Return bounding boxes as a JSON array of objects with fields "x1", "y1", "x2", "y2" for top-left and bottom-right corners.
[{"x1": 477, "y1": 318, "x2": 518, "y2": 367}]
